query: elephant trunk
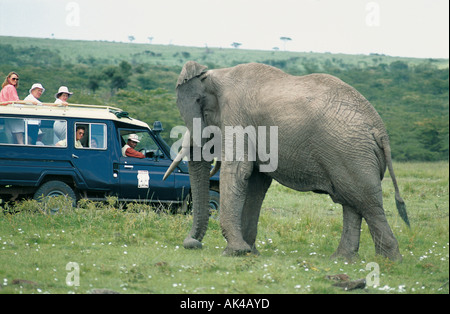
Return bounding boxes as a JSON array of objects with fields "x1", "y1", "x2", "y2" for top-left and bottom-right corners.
[
  {"x1": 163, "y1": 128, "x2": 212, "y2": 249},
  {"x1": 174, "y1": 62, "x2": 212, "y2": 249},
  {"x1": 173, "y1": 120, "x2": 211, "y2": 250},
  {"x1": 183, "y1": 160, "x2": 211, "y2": 249}
]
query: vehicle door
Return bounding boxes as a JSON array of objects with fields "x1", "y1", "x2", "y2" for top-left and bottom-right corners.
[
  {"x1": 117, "y1": 129, "x2": 176, "y2": 202},
  {"x1": 69, "y1": 121, "x2": 114, "y2": 192}
]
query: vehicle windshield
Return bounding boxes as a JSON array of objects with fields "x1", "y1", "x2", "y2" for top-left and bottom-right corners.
[{"x1": 120, "y1": 130, "x2": 164, "y2": 159}]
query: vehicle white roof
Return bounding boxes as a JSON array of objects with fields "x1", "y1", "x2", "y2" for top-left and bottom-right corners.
[{"x1": 0, "y1": 101, "x2": 150, "y2": 129}]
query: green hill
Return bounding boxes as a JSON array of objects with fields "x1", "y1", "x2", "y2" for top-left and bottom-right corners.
[{"x1": 0, "y1": 36, "x2": 448, "y2": 161}]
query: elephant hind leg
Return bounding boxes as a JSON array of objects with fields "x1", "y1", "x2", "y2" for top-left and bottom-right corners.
[
  {"x1": 364, "y1": 208, "x2": 402, "y2": 261},
  {"x1": 332, "y1": 205, "x2": 362, "y2": 261}
]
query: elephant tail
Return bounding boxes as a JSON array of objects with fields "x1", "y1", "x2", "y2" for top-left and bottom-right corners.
[{"x1": 381, "y1": 136, "x2": 410, "y2": 228}]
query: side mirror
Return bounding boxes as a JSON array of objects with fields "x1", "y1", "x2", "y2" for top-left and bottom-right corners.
[{"x1": 153, "y1": 121, "x2": 163, "y2": 133}]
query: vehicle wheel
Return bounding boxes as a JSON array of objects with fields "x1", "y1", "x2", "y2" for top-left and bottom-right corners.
[
  {"x1": 180, "y1": 193, "x2": 192, "y2": 214},
  {"x1": 208, "y1": 190, "x2": 220, "y2": 219},
  {"x1": 33, "y1": 181, "x2": 77, "y2": 212},
  {"x1": 180, "y1": 190, "x2": 220, "y2": 217}
]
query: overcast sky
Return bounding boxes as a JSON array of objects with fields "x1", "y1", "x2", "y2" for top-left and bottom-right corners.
[{"x1": 0, "y1": 0, "x2": 448, "y2": 59}]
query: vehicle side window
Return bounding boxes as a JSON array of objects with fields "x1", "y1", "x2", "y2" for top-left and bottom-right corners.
[
  {"x1": 0, "y1": 117, "x2": 25, "y2": 144},
  {"x1": 0, "y1": 118, "x2": 5, "y2": 143},
  {"x1": 0, "y1": 117, "x2": 67, "y2": 147},
  {"x1": 74, "y1": 123, "x2": 107, "y2": 150}
]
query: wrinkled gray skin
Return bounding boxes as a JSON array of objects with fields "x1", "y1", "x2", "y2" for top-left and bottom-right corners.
[{"x1": 171, "y1": 61, "x2": 409, "y2": 261}]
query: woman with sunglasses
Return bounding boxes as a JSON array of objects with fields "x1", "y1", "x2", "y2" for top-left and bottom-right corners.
[
  {"x1": 0, "y1": 72, "x2": 20, "y2": 104},
  {"x1": 0, "y1": 72, "x2": 23, "y2": 143}
]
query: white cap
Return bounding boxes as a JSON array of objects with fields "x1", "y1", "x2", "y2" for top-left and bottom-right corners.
[
  {"x1": 29, "y1": 83, "x2": 45, "y2": 94},
  {"x1": 55, "y1": 86, "x2": 73, "y2": 99},
  {"x1": 128, "y1": 134, "x2": 140, "y2": 143}
]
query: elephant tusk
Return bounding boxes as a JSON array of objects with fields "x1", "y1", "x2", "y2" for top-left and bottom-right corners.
[
  {"x1": 164, "y1": 130, "x2": 192, "y2": 181},
  {"x1": 209, "y1": 160, "x2": 221, "y2": 177},
  {"x1": 163, "y1": 147, "x2": 188, "y2": 181}
]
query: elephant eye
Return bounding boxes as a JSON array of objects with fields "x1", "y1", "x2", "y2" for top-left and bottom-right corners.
[{"x1": 197, "y1": 96, "x2": 206, "y2": 106}]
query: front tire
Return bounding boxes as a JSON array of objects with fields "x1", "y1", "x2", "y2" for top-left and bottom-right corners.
[{"x1": 33, "y1": 181, "x2": 77, "y2": 211}]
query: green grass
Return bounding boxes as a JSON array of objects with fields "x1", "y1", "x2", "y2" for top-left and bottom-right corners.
[{"x1": 0, "y1": 162, "x2": 448, "y2": 294}]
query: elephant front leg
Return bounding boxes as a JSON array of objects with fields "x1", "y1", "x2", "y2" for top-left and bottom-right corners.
[{"x1": 220, "y1": 161, "x2": 254, "y2": 256}]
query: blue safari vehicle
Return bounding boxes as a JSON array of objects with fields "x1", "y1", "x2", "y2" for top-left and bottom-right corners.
[{"x1": 0, "y1": 101, "x2": 219, "y2": 212}]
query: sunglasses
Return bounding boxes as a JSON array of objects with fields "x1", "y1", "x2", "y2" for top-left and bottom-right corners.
[{"x1": 11, "y1": 77, "x2": 19, "y2": 81}]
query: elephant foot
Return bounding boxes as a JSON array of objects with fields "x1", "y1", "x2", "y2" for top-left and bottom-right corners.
[
  {"x1": 376, "y1": 248, "x2": 403, "y2": 262},
  {"x1": 251, "y1": 245, "x2": 260, "y2": 256},
  {"x1": 223, "y1": 242, "x2": 253, "y2": 257},
  {"x1": 183, "y1": 237, "x2": 203, "y2": 250},
  {"x1": 331, "y1": 248, "x2": 403, "y2": 263},
  {"x1": 331, "y1": 249, "x2": 359, "y2": 263}
]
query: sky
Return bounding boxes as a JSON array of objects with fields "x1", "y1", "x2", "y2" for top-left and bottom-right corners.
[{"x1": 0, "y1": 0, "x2": 448, "y2": 59}]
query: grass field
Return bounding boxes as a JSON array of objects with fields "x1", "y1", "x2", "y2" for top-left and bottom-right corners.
[{"x1": 0, "y1": 162, "x2": 448, "y2": 294}]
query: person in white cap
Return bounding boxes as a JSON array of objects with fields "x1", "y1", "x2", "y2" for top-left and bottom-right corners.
[
  {"x1": 122, "y1": 134, "x2": 145, "y2": 158},
  {"x1": 54, "y1": 86, "x2": 73, "y2": 105},
  {"x1": 24, "y1": 83, "x2": 45, "y2": 144},
  {"x1": 24, "y1": 83, "x2": 45, "y2": 105},
  {"x1": 53, "y1": 86, "x2": 72, "y2": 144}
]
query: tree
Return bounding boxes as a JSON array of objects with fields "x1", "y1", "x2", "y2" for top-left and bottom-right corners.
[
  {"x1": 87, "y1": 75, "x2": 101, "y2": 94},
  {"x1": 280, "y1": 37, "x2": 292, "y2": 51},
  {"x1": 102, "y1": 62, "x2": 132, "y2": 95},
  {"x1": 128, "y1": 35, "x2": 135, "y2": 43},
  {"x1": 415, "y1": 117, "x2": 449, "y2": 160},
  {"x1": 231, "y1": 42, "x2": 242, "y2": 49},
  {"x1": 119, "y1": 60, "x2": 132, "y2": 76}
]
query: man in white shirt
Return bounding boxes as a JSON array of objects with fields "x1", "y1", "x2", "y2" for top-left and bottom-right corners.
[
  {"x1": 122, "y1": 134, "x2": 145, "y2": 158},
  {"x1": 24, "y1": 83, "x2": 45, "y2": 105},
  {"x1": 24, "y1": 83, "x2": 45, "y2": 144}
]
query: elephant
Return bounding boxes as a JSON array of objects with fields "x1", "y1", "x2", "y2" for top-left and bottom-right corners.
[{"x1": 165, "y1": 61, "x2": 410, "y2": 261}]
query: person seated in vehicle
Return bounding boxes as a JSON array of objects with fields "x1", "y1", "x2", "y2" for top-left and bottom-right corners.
[
  {"x1": 1, "y1": 72, "x2": 22, "y2": 143},
  {"x1": 36, "y1": 129, "x2": 45, "y2": 146},
  {"x1": 54, "y1": 86, "x2": 73, "y2": 106},
  {"x1": 122, "y1": 134, "x2": 145, "y2": 158},
  {"x1": 24, "y1": 83, "x2": 45, "y2": 144},
  {"x1": 24, "y1": 83, "x2": 45, "y2": 105},
  {"x1": 56, "y1": 125, "x2": 85, "y2": 148}
]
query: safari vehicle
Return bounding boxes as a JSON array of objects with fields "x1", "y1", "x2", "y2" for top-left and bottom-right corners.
[{"x1": 0, "y1": 101, "x2": 220, "y2": 212}]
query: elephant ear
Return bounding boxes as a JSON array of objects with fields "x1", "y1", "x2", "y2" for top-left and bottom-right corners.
[{"x1": 177, "y1": 61, "x2": 208, "y2": 87}]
